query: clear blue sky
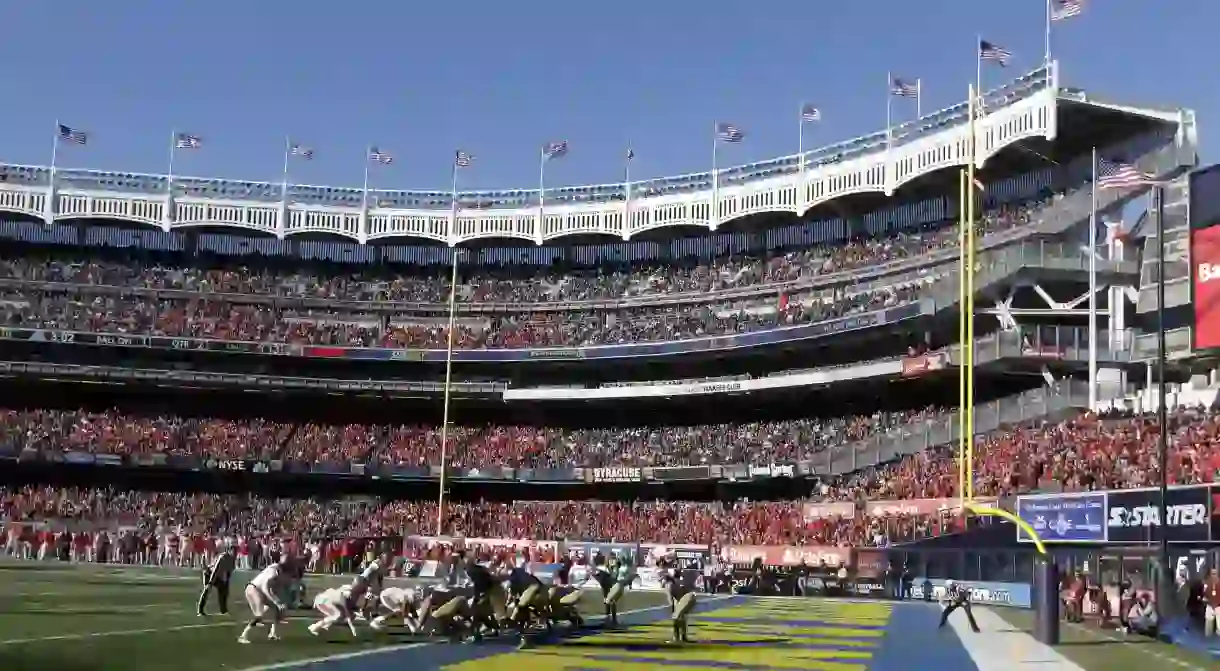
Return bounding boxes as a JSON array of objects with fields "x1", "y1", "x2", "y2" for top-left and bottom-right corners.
[{"x1": 0, "y1": 1, "x2": 1212, "y2": 193}]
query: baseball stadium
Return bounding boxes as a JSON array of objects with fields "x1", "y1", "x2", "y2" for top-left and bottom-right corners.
[{"x1": 3, "y1": 3, "x2": 1220, "y2": 671}]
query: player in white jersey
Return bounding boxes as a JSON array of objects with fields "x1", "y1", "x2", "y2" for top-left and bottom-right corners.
[
  {"x1": 307, "y1": 585, "x2": 359, "y2": 637},
  {"x1": 238, "y1": 559, "x2": 291, "y2": 644},
  {"x1": 370, "y1": 586, "x2": 420, "y2": 632},
  {"x1": 350, "y1": 553, "x2": 389, "y2": 619}
]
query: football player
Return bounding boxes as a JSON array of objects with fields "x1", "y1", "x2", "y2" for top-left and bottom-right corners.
[
  {"x1": 660, "y1": 563, "x2": 697, "y2": 643},
  {"x1": 307, "y1": 585, "x2": 359, "y2": 638},
  {"x1": 350, "y1": 552, "x2": 389, "y2": 620},
  {"x1": 370, "y1": 586, "x2": 420, "y2": 632},
  {"x1": 237, "y1": 558, "x2": 291, "y2": 644}
]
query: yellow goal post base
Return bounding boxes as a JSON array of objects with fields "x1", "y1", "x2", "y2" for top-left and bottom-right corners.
[{"x1": 963, "y1": 502, "x2": 1047, "y2": 556}]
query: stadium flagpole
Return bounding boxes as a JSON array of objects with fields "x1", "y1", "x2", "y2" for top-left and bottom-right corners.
[
  {"x1": 798, "y1": 103, "x2": 805, "y2": 178},
  {"x1": 361, "y1": 146, "x2": 372, "y2": 212},
  {"x1": 885, "y1": 73, "x2": 893, "y2": 148},
  {"x1": 958, "y1": 167, "x2": 968, "y2": 510},
  {"x1": 711, "y1": 121, "x2": 719, "y2": 225},
  {"x1": 538, "y1": 146, "x2": 546, "y2": 234},
  {"x1": 281, "y1": 136, "x2": 292, "y2": 198},
  {"x1": 1088, "y1": 147, "x2": 1099, "y2": 409},
  {"x1": 624, "y1": 148, "x2": 634, "y2": 223},
  {"x1": 915, "y1": 79, "x2": 922, "y2": 119},
  {"x1": 964, "y1": 82, "x2": 978, "y2": 503},
  {"x1": 436, "y1": 248, "x2": 459, "y2": 536},
  {"x1": 49, "y1": 120, "x2": 61, "y2": 175},
  {"x1": 1044, "y1": 0, "x2": 1053, "y2": 64},
  {"x1": 167, "y1": 129, "x2": 178, "y2": 186},
  {"x1": 1155, "y1": 183, "x2": 1172, "y2": 619}
]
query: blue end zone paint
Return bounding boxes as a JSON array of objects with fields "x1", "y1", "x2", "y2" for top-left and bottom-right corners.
[
  {"x1": 268, "y1": 596, "x2": 983, "y2": 671},
  {"x1": 871, "y1": 600, "x2": 979, "y2": 671}
]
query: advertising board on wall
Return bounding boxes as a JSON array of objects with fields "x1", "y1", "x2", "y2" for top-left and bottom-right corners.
[{"x1": 1015, "y1": 492, "x2": 1107, "y2": 543}]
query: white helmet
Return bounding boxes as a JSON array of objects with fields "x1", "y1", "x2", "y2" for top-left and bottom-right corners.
[{"x1": 945, "y1": 579, "x2": 956, "y2": 588}]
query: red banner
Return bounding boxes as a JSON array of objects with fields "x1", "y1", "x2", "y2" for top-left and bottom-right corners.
[
  {"x1": 802, "y1": 501, "x2": 857, "y2": 520},
  {"x1": 1194, "y1": 225, "x2": 1220, "y2": 350},
  {"x1": 901, "y1": 352, "x2": 948, "y2": 377},
  {"x1": 864, "y1": 497, "x2": 996, "y2": 517},
  {"x1": 720, "y1": 544, "x2": 849, "y2": 567}
]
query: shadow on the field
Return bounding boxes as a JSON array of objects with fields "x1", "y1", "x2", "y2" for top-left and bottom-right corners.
[{"x1": 12, "y1": 608, "x2": 148, "y2": 616}]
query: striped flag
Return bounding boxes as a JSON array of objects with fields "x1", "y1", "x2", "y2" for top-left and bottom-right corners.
[
  {"x1": 1097, "y1": 158, "x2": 1154, "y2": 190},
  {"x1": 801, "y1": 104, "x2": 821, "y2": 123},
  {"x1": 626, "y1": 149, "x2": 635, "y2": 160},
  {"x1": 454, "y1": 150, "x2": 473, "y2": 168},
  {"x1": 290, "y1": 144, "x2": 314, "y2": 160},
  {"x1": 716, "y1": 123, "x2": 744, "y2": 143},
  {"x1": 891, "y1": 78, "x2": 919, "y2": 98},
  {"x1": 1052, "y1": 0, "x2": 1083, "y2": 21},
  {"x1": 175, "y1": 133, "x2": 202, "y2": 149},
  {"x1": 543, "y1": 140, "x2": 568, "y2": 159},
  {"x1": 979, "y1": 40, "x2": 1013, "y2": 67},
  {"x1": 368, "y1": 147, "x2": 393, "y2": 164},
  {"x1": 58, "y1": 124, "x2": 88, "y2": 146}
]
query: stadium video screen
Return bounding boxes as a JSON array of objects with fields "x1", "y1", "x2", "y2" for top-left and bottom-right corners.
[{"x1": 1191, "y1": 164, "x2": 1220, "y2": 350}]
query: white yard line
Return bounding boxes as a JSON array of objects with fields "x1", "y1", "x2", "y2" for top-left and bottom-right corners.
[
  {"x1": 0, "y1": 621, "x2": 234, "y2": 646},
  {"x1": 238, "y1": 594, "x2": 736, "y2": 671}
]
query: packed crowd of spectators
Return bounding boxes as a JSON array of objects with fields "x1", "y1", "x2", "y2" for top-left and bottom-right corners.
[
  {"x1": 5, "y1": 404, "x2": 1220, "y2": 549},
  {"x1": 0, "y1": 486, "x2": 963, "y2": 550},
  {"x1": 0, "y1": 281, "x2": 924, "y2": 349},
  {"x1": 0, "y1": 406, "x2": 939, "y2": 467},
  {"x1": 0, "y1": 196, "x2": 1043, "y2": 306}
]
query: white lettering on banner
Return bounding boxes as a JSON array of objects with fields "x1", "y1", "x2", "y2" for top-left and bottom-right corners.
[
  {"x1": 592, "y1": 467, "x2": 641, "y2": 482},
  {"x1": 1107, "y1": 504, "x2": 1208, "y2": 528},
  {"x1": 1200, "y1": 263, "x2": 1220, "y2": 283},
  {"x1": 749, "y1": 464, "x2": 795, "y2": 478}
]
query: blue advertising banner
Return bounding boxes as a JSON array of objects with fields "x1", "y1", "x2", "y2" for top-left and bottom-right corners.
[
  {"x1": 1015, "y1": 492, "x2": 1108, "y2": 543},
  {"x1": 908, "y1": 579, "x2": 1032, "y2": 608}
]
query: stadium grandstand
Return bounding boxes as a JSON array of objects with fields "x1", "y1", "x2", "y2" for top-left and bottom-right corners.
[{"x1": 1, "y1": 57, "x2": 1218, "y2": 670}]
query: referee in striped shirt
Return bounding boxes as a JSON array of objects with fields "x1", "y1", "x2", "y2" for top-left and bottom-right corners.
[
  {"x1": 198, "y1": 546, "x2": 237, "y2": 616},
  {"x1": 937, "y1": 579, "x2": 981, "y2": 632}
]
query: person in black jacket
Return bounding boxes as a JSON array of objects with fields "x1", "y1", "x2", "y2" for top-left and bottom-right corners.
[
  {"x1": 197, "y1": 546, "x2": 236, "y2": 616},
  {"x1": 937, "y1": 580, "x2": 980, "y2": 633}
]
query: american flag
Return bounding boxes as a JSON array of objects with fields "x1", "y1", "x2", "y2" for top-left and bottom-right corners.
[
  {"x1": 626, "y1": 149, "x2": 635, "y2": 160},
  {"x1": 716, "y1": 123, "x2": 744, "y2": 143},
  {"x1": 801, "y1": 104, "x2": 821, "y2": 123},
  {"x1": 1097, "y1": 158, "x2": 1154, "y2": 190},
  {"x1": 454, "y1": 150, "x2": 473, "y2": 168},
  {"x1": 175, "y1": 133, "x2": 202, "y2": 149},
  {"x1": 979, "y1": 40, "x2": 1013, "y2": 67},
  {"x1": 368, "y1": 147, "x2": 393, "y2": 164},
  {"x1": 891, "y1": 78, "x2": 919, "y2": 98},
  {"x1": 1051, "y1": 0, "x2": 1084, "y2": 21},
  {"x1": 58, "y1": 124, "x2": 88, "y2": 146},
  {"x1": 543, "y1": 140, "x2": 568, "y2": 159},
  {"x1": 290, "y1": 144, "x2": 314, "y2": 160}
]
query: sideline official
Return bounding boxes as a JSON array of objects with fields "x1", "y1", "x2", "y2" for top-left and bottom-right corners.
[
  {"x1": 937, "y1": 579, "x2": 980, "y2": 633},
  {"x1": 198, "y1": 546, "x2": 236, "y2": 616}
]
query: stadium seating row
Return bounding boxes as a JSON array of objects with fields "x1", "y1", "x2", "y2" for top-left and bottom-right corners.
[{"x1": 0, "y1": 197, "x2": 1043, "y2": 306}]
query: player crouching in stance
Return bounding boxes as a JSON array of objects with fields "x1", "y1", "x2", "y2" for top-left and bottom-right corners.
[
  {"x1": 308, "y1": 585, "x2": 359, "y2": 638},
  {"x1": 547, "y1": 557, "x2": 585, "y2": 629},
  {"x1": 660, "y1": 563, "x2": 697, "y2": 644},
  {"x1": 370, "y1": 586, "x2": 421, "y2": 633},
  {"x1": 238, "y1": 558, "x2": 292, "y2": 644},
  {"x1": 506, "y1": 561, "x2": 554, "y2": 649}
]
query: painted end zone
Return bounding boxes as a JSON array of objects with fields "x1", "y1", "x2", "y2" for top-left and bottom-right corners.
[{"x1": 270, "y1": 596, "x2": 995, "y2": 671}]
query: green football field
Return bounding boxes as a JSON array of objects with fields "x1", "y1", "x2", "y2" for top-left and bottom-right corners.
[
  {"x1": 2, "y1": 561, "x2": 1217, "y2": 671},
  {"x1": 0, "y1": 561, "x2": 668, "y2": 671}
]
